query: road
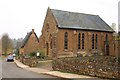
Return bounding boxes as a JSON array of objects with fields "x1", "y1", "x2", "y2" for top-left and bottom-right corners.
[
  {"x1": 0, "y1": 58, "x2": 2, "y2": 80},
  {"x1": 1, "y1": 58, "x2": 66, "y2": 79},
  {"x1": 0, "y1": 58, "x2": 106, "y2": 80}
]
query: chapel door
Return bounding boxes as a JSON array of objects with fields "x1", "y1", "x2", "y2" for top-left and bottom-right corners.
[
  {"x1": 46, "y1": 43, "x2": 49, "y2": 56},
  {"x1": 105, "y1": 45, "x2": 109, "y2": 55}
]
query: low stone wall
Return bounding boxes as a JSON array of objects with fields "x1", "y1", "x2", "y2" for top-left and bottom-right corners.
[
  {"x1": 20, "y1": 57, "x2": 38, "y2": 67},
  {"x1": 52, "y1": 56, "x2": 120, "y2": 79}
]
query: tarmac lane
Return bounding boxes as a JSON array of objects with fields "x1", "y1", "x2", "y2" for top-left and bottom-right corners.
[
  {"x1": 0, "y1": 59, "x2": 2, "y2": 79},
  {"x1": 1, "y1": 58, "x2": 69, "y2": 80}
]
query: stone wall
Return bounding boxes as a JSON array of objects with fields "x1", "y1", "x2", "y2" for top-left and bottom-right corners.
[
  {"x1": 52, "y1": 56, "x2": 120, "y2": 79},
  {"x1": 20, "y1": 56, "x2": 38, "y2": 67}
]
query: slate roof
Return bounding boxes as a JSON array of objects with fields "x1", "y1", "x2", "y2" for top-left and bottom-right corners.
[
  {"x1": 51, "y1": 9, "x2": 114, "y2": 32},
  {"x1": 21, "y1": 31, "x2": 39, "y2": 48}
]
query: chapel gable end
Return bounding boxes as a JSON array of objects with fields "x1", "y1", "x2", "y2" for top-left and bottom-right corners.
[{"x1": 41, "y1": 7, "x2": 58, "y2": 35}]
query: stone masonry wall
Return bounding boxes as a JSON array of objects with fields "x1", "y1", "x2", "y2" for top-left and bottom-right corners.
[
  {"x1": 20, "y1": 57, "x2": 38, "y2": 67},
  {"x1": 52, "y1": 56, "x2": 120, "y2": 79}
]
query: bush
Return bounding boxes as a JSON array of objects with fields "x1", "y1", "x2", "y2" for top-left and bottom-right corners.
[
  {"x1": 29, "y1": 52, "x2": 36, "y2": 57},
  {"x1": 23, "y1": 52, "x2": 37, "y2": 58},
  {"x1": 39, "y1": 50, "x2": 45, "y2": 59}
]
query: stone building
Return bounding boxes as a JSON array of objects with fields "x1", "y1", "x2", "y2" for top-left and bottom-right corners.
[
  {"x1": 20, "y1": 29, "x2": 39, "y2": 55},
  {"x1": 39, "y1": 8, "x2": 115, "y2": 58}
]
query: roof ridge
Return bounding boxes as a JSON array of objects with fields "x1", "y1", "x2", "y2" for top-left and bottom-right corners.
[{"x1": 51, "y1": 9, "x2": 98, "y2": 16}]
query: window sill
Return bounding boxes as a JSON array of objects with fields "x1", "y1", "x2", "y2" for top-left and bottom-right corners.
[{"x1": 64, "y1": 49, "x2": 68, "y2": 52}]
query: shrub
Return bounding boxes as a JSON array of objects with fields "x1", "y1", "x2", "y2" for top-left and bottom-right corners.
[
  {"x1": 38, "y1": 50, "x2": 45, "y2": 59},
  {"x1": 29, "y1": 52, "x2": 36, "y2": 57},
  {"x1": 23, "y1": 52, "x2": 36, "y2": 58},
  {"x1": 39, "y1": 50, "x2": 45, "y2": 59}
]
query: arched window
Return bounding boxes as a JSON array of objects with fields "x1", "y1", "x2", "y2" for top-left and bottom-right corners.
[
  {"x1": 53, "y1": 37, "x2": 56, "y2": 48},
  {"x1": 64, "y1": 32, "x2": 68, "y2": 49},
  {"x1": 49, "y1": 34, "x2": 52, "y2": 49},
  {"x1": 92, "y1": 34, "x2": 94, "y2": 49},
  {"x1": 78, "y1": 33, "x2": 81, "y2": 49},
  {"x1": 105, "y1": 34, "x2": 109, "y2": 46},
  {"x1": 82, "y1": 33, "x2": 84, "y2": 49},
  {"x1": 46, "y1": 23, "x2": 49, "y2": 32},
  {"x1": 105, "y1": 34, "x2": 108, "y2": 41},
  {"x1": 50, "y1": 40, "x2": 52, "y2": 49},
  {"x1": 95, "y1": 34, "x2": 98, "y2": 49}
]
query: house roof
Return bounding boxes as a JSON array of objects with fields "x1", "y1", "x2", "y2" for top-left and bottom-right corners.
[
  {"x1": 21, "y1": 31, "x2": 39, "y2": 48},
  {"x1": 51, "y1": 9, "x2": 114, "y2": 32}
]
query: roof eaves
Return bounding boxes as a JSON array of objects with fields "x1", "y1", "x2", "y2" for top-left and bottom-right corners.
[{"x1": 58, "y1": 26, "x2": 114, "y2": 32}]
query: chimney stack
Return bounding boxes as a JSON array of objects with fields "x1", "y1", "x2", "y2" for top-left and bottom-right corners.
[{"x1": 32, "y1": 29, "x2": 34, "y2": 33}]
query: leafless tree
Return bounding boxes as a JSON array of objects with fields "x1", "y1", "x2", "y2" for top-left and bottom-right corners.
[{"x1": 2, "y1": 33, "x2": 13, "y2": 56}]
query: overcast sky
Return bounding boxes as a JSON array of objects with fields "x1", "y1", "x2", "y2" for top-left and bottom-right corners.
[
  {"x1": 0, "y1": 0, "x2": 119, "y2": 39},
  {"x1": 118, "y1": 1, "x2": 120, "y2": 32}
]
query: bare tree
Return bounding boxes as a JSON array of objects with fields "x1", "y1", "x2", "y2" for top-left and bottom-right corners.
[{"x1": 2, "y1": 33, "x2": 13, "y2": 56}]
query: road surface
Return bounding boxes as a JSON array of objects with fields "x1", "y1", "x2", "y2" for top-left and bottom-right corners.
[
  {"x1": 0, "y1": 58, "x2": 2, "y2": 79},
  {"x1": 1, "y1": 58, "x2": 66, "y2": 79}
]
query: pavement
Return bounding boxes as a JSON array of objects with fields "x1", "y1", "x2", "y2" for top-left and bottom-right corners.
[{"x1": 14, "y1": 59, "x2": 102, "y2": 79}]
